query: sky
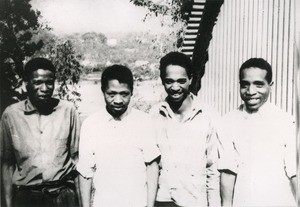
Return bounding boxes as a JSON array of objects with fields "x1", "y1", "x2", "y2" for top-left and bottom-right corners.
[{"x1": 30, "y1": 0, "x2": 168, "y2": 36}]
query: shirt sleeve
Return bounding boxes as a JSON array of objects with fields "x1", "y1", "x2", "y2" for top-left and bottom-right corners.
[
  {"x1": 69, "y1": 106, "x2": 81, "y2": 159},
  {"x1": 217, "y1": 117, "x2": 239, "y2": 174},
  {"x1": 0, "y1": 110, "x2": 15, "y2": 163},
  {"x1": 76, "y1": 117, "x2": 96, "y2": 178},
  {"x1": 141, "y1": 117, "x2": 161, "y2": 163},
  {"x1": 206, "y1": 121, "x2": 221, "y2": 206},
  {"x1": 283, "y1": 117, "x2": 296, "y2": 179}
]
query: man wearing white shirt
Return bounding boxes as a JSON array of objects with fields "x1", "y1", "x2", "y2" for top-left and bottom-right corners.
[
  {"x1": 150, "y1": 52, "x2": 222, "y2": 206},
  {"x1": 77, "y1": 65, "x2": 161, "y2": 207},
  {"x1": 219, "y1": 58, "x2": 297, "y2": 206}
]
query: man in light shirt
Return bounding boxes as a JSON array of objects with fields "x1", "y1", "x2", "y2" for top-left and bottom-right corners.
[
  {"x1": 1, "y1": 58, "x2": 80, "y2": 207},
  {"x1": 150, "y1": 52, "x2": 222, "y2": 206},
  {"x1": 219, "y1": 58, "x2": 297, "y2": 206},
  {"x1": 77, "y1": 65, "x2": 161, "y2": 207}
]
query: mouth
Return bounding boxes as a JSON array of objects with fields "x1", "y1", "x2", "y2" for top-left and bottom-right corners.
[
  {"x1": 112, "y1": 106, "x2": 125, "y2": 110},
  {"x1": 245, "y1": 98, "x2": 260, "y2": 105},
  {"x1": 38, "y1": 95, "x2": 51, "y2": 100},
  {"x1": 170, "y1": 93, "x2": 182, "y2": 99}
]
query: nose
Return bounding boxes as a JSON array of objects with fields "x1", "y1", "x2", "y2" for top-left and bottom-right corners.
[
  {"x1": 171, "y1": 82, "x2": 180, "y2": 91},
  {"x1": 246, "y1": 84, "x2": 257, "y2": 95},
  {"x1": 40, "y1": 83, "x2": 48, "y2": 92},
  {"x1": 113, "y1": 94, "x2": 123, "y2": 104}
]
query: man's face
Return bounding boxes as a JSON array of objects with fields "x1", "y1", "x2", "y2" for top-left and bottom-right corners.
[
  {"x1": 104, "y1": 79, "x2": 132, "y2": 117},
  {"x1": 26, "y1": 69, "x2": 55, "y2": 105},
  {"x1": 240, "y1": 67, "x2": 273, "y2": 112},
  {"x1": 163, "y1": 65, "x2": 191, "y2": 103}
]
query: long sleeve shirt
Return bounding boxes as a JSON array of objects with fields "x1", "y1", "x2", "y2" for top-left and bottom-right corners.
[{"x1": 0, "y1": 98, "x2": 80, "y2": 186}]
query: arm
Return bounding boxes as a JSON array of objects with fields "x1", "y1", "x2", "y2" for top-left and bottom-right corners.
[
  {"x1": 79, "y1": 174, "x2": 92, "y2": 207},
  {"x1": 220, "y1": 170, "x2": 236, "y2": 206},
  {"x1": 1, "y1": 113, "x2": 15, "y2": 207},
  {"x1": 146, "y1": 157, "x2": 160, "y2": 207},
  {"x1": 2, "y1": 161, "x2": 15, "y2": 207},
  {"x1": 206, "y1": 128, "x2": 222, "y2": 206},
  {"x1": 290, "y1": 175, "x2": 296, "y2": 200},
  {"x1": 76, "y1": 117, "x2": 96, "y2": 207}
]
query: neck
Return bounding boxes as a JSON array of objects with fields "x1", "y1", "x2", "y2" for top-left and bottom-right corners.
[
  {"x1": 29, "y1": 97, "x2": 55, "y2": 114},
  {"x1": 168, "y1": 94, "x2": 193, "y2": 115}
]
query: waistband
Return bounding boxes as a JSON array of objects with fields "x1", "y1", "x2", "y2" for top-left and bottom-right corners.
[{"x1": 14, "y1": 180, "x2": 75, "y2": 195}]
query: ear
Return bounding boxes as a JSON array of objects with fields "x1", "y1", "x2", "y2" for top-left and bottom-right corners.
[{"x1": 269, "y1": 81, "x2": 274, "y2": 92}]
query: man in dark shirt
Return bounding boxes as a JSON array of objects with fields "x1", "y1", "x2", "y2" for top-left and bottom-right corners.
[{"x1": 1, "y1": 58, "x2": 80, "y2": 207}]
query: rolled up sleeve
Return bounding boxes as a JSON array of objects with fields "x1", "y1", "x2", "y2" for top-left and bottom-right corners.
[
  {"x1": 76, "y1": 119, "x2": 96, "y2": 178},
  {"x1": 141, "y1": 119, "x2": 161, "y2": 163},
  {"x1": 206, "y1": 127, "x2": 221, "y2": 206},
  {"x1": 217, "y1": 120, "x2": 239, "y2": 174},
  {"x1": 283, "y1": 119, "x2": 296, "y2": 179}
]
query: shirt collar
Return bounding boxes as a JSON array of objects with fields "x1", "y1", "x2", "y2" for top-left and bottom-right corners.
[
  {"x1": 23, "y1": 98, "x2": 59, "y2": 114},
  {"x1": 240, "y1": 101, "x2": 271, "y2": 118},
  {"x1": 23, "y1": 98, "x2": 38, "y2": 114},
  {"x1": 159, "y1": 93, "x2": 203, "y2": 122},
  {"x1": 105, "y1": 107, "x2": 131, "y2": 122}
]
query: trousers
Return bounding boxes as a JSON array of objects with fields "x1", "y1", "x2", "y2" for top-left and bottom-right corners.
[{"x1": 13, "y1": 182, "x2": 79, "y2": 207}]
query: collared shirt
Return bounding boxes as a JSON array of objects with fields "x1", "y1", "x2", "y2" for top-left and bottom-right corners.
[
  {"x1": 218, "y1": 103, "x2": 296, "y2": 206},
  {"x1": 0, "y1": 98, "x2": 80, "y2": 186},
  {"x1": 150, "y1": 94, "x2": 221, "y2": 207},
  {"x1": 77, "y1": 108, "x2": 161, "y2": 207}
]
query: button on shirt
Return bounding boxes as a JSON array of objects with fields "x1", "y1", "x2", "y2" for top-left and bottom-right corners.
[
  {"x1": 77, "y1": 108, "x2": 161, "y2": 207},
  {"x1": 218, "y1": 103, "x2": 296, "y2": 206},
  {"x1": 150, "y1": 94, "x2": 221, "y2": 207},
  {"x1": 0, "y1": 98, "x2": 80, "y2": 186}
]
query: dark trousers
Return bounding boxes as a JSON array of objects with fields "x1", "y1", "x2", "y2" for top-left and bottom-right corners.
[
  {"x1": 155, "y1": 201, "x2": 180, "y2": 207},
  {"x1": 13, "y1": 183, "x2": 79, "y2": 207}
]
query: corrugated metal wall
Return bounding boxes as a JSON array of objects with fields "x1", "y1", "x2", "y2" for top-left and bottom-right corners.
[{"x1": 198, "y1": 0, "x2": 295, "y2": 115}]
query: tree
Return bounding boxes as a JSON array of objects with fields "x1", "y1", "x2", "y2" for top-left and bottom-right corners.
[
  {"x1": 131, "y1": 0, "x2": 224, "y2": 94},
  {"x1": 130, "y1": 0, "x2": 193, "y2": 48},
  {"x1": 51, "y1": 40, "x2": 82, "y2": 107},
  {"x1": 0, "y1": 0, "x2": 44, "y2": 113},
  {"x1": 34, "y1": 35, "x2": 83, "y2": 107}
]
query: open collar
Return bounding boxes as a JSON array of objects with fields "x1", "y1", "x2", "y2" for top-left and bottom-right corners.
[
  {"x1": 240, "y1": 101, "x2": 271, "y2": 119},
  {"x1": 23, "y1": 98, "x2": 59, "y2": 115},
  {"x1": 105, "y1": 107, "x2": 132, "y2": 122},
  {"x1": 159, "y1": 93, "x2": 203, "y2": 122}
]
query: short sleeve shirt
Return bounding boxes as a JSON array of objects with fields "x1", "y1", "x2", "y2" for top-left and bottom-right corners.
[
  {"x1": 150, "y1": 94, "x2": 221, "y2": 207},
  {"x1": 218, "y1": 103, "x2": 296, "y2": 206},
  {"x1": 77, "y1": 108, "x2": 161, "y2": 207}
]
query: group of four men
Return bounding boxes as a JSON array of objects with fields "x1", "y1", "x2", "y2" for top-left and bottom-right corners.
[{"x1": 1, "y1": 52, "x2": 297, "y2": 207}]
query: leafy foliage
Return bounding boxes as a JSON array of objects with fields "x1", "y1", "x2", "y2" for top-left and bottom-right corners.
[
  {"x1": 130, "y1": 0, "x2": 193, "y2": 23},
  {"x1": 130, "y1": 0, "x2": 193, "y2": 48},
  {"x1": 34, "y1": 35, "x2": 83, "y2": 107},
  {"x1": 0, "y1": 0, "x2": 45, "y2": 112}
]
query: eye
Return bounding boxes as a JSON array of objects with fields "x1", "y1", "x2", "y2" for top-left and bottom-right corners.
[
  {"x1": 254, "y1": 82, "x2": 265, "y2": 88},
  {"x1": 240, "y1": 81, "x2": 249, "y2": 88},
  {"x1": 178, "y1": 79, "x2": 187, "y2": 84},
  {"x1": 106, "y1": 92, "x2": 116, "y2": 97},
  {"x1": 120, "y1": 92, "x2": 130, "y2": 97},
  {"x1": 164, "y1": 79, "x2": 174, "y2": 84}
]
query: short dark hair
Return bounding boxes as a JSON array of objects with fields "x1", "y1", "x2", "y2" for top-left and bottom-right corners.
[
  {"x1": 24, "y1": 58, "x2": 56, "y2": 80},
  {"x1": 159, "y1": 52, "x2": 193, "y2": 80},
  {"x1": 239, "y1": 58, "x2": 272, "y2": 83},
  {"x1": 101, "y1": 64, "x2": 134, "y2": 92}
]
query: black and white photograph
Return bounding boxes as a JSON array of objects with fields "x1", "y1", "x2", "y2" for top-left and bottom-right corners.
[{"x1": 1, "y1": 0, "x2": 300, "y2": 206}]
